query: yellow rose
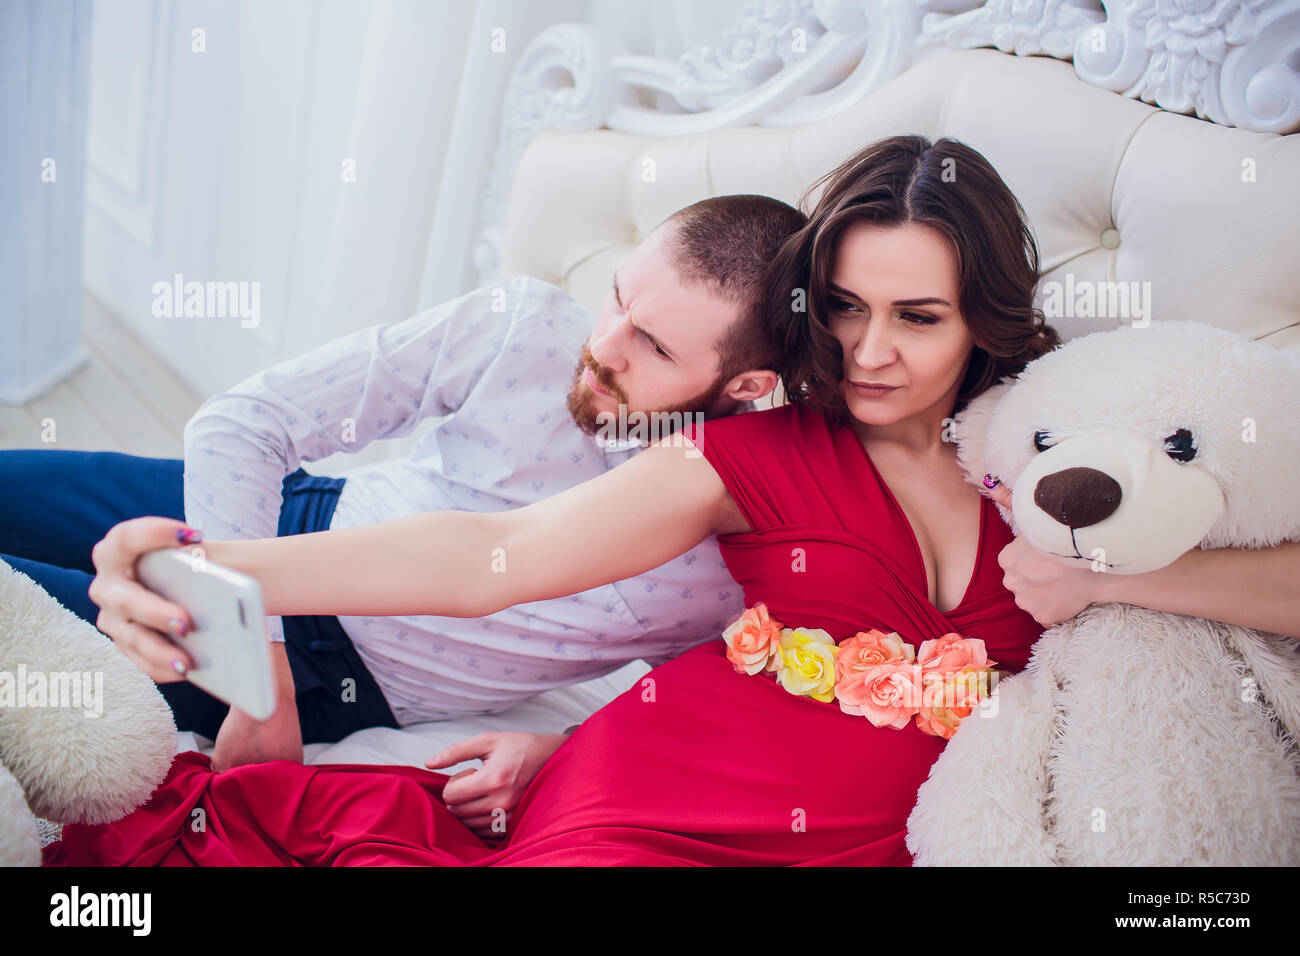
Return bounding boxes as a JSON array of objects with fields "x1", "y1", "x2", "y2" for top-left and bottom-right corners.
[{"x1": 773, "y1": 627, "x2": 839, "y2": 702}]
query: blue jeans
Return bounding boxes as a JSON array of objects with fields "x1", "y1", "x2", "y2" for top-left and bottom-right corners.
[{"x1": 0, "y1": 449, "x2": 398, "y2": 743}]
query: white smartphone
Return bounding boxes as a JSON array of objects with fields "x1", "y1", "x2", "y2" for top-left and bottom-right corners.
[{"x1": 135, "y1": 547, "x2": 277, "y2": 720}]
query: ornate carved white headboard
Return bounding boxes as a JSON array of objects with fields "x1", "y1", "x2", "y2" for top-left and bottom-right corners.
[{"x1": 483, "y1": 3, "x2": 1300, "y2": 354}]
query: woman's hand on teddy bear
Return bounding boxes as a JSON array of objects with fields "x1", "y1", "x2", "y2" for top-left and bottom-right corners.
[
  {"x1": 982, "y1": 481, "x2": 1012, "y2": 511},
  {"x1": 996, "y1": 535, "x2": 1113, "y2": 627},
  {"x1": 980, "y1": 481, "x2": 1112, "y2": 627}
]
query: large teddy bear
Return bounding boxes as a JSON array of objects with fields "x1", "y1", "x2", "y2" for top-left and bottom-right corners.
[
  {"x1": 906, "y1": 320, "x2": 1300, "y2": 866},
  {"x1": 0, "y1": 558, "x2": 177, "y2": 866}
]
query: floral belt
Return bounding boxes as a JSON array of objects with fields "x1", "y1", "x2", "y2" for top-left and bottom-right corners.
[{"x1": 721, "y1": 603, "x2": 1000, "y2": 740}]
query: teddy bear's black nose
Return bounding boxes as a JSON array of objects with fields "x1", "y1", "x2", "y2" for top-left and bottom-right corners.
[{"x1": 1034, "y1": 467, "x2": 1122, "y2": 529}]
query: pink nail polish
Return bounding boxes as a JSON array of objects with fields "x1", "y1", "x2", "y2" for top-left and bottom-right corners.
[
  {"x1": 176, "y1": 527, "x2": 203, "y2": 544},
  {"x1": 172, "y1": 659, "x2": 188, "y2": 677},
  {"x1": 168, "y1": 617, "x2": 189, "y2": 637},
  {"x1": 982, "y1": 473, "x2": 1000, "y2": 489}
]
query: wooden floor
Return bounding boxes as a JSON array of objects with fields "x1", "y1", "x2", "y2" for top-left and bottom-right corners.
[{"x1": 0, "y1": 291, "x2": 202, "y2": 457}]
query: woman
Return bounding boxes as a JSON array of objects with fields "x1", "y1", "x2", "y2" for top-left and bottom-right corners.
[{"x1": 50, "y1": 135, "x2": 1058, "y2": 865}]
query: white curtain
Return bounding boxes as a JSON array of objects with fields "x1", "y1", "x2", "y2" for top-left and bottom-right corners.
[
  {"x1": 1, "y1": 0, "x2": 93, "y2": 406},
  {"x1": 362, "y1": 0, "x2": 750, "y2": 324}
]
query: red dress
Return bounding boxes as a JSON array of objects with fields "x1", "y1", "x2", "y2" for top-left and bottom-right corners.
[{"x1": 45, "y1": 402, "x2": 1043, "y2": 866}]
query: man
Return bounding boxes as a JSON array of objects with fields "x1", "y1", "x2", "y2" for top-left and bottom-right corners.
[{"x1": 4, "y1": 195, "x2": 804, "y2": 828}]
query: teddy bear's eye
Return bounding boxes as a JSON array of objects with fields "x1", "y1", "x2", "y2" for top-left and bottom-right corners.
[
  {"x1": 1032, "y1": 429, "x2": 1056, "y2": 452},
  {"x1": 1163, "y1": 428, "x2": 1197, "y2": 462}
]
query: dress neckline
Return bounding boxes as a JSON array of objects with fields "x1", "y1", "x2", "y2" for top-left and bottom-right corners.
[{"x1": 836, "y1": 417, "x2": 986, "y2": 616}]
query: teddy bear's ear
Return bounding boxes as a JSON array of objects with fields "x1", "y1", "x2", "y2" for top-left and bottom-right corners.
[{"x1": 953, "y1": 380, "x2": 1015, "y2": 488}]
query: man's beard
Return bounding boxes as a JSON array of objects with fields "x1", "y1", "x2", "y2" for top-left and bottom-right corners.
[{"x1": 566, "y1": 344, "x2": 730, "y2": 438}]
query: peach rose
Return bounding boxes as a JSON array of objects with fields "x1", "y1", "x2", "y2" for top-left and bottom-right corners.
[
  {"x1": 836, "y1": 628, "x2": 914, "y2": 675},
  {"x1": 916, "y1": 633, "x2": 995, "y2": 681},
  {"x1": 721, "y1": 603, "x2": 785, "y2": 675},
  {"x1": 773, "y1": 627, "x2": 839, "y2": 702},
  {"x1": 915, "y1": 668, "x2": 996, "y2": 739},
  {"x1": 915, "y1": 705, "x2": 962, "y2": 740},
  {"x1": 835, "y1": 660, "x2": 923, "y2": 729}
]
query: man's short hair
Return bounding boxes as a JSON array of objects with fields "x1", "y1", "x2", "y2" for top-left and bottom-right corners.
[{"x1": 661, "y1": 195, "x2": 807, "y2": 384}]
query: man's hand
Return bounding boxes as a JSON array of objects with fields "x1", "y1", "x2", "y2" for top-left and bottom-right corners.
[
  {"x1": 425, "y1": 732, "x2": 569, "y2": 840},
  {"x1": 210, "y1": 642, "x2": 304, "y2": 771},
  {"x1": 89, "y1": 516, "x2": 204, "y2": 679}
]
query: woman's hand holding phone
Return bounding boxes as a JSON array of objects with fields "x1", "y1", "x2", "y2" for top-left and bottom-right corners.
[
  {"x1": 89, "y1": 516, "x2": 206, "y2": 681},
  {"x1": 91, "y1": 516, "x2": 305, "y2": 770}
]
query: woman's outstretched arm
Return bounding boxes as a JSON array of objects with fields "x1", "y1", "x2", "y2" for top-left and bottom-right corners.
[
  {"x1": 216, "y1": 438, "x2": 739, "y2": 618},
  {"x1": 90, "y1": 435, "x2": 746, "y2": 680}
]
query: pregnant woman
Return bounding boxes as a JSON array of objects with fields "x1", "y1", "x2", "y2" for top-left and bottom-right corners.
[{"x1": 51, "y1": 134, "x2": 1059, "y2": 866}]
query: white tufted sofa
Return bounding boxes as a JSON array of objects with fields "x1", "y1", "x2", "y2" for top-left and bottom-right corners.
[{"x1": 502, "y1": 48, "x2": 1300, "y2": 356}]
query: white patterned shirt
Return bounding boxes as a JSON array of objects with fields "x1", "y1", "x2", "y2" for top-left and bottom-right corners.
[{"x1": 182, "y1": 276, "x2": 746, "y2": 725}]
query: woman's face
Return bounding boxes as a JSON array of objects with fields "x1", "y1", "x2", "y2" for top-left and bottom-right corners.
[{"x1": 825, "y1": 221, "x2": 975, "y2": 430}]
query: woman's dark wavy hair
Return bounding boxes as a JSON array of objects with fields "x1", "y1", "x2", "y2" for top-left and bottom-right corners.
[{"x1": 763, "y1": 134, "x2": 1060, "y2": 426}]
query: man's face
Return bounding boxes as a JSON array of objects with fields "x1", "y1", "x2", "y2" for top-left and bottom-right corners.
[{"x1": 566, "y1": 225, "x2": 744, "y2": 437}]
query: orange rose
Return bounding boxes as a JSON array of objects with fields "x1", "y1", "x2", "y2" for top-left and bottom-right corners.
[
  {"x1": 915, "y1": 668, "x2": 996, "y2": 739},
  {"x1": 836, "y1": 629, "x2": 913, "y2": 674},
  {"x1": 835, "y1": 660, "x2": 922, "y2": 729},
  {"x1": 915, "y1": 705, "x2": 962, "y2": 740},
  {"x1": 721, "y1": 603, "x2": 785, "y2": 675}
]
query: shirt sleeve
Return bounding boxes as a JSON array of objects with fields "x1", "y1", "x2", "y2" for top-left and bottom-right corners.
[{"x1": 182, "y1": 278, "x2": 519, "y2": 641}]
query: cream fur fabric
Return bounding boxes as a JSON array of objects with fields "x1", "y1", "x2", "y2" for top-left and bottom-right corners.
[
  {"x1": 0, "y1": 558, "x2": 177, "y2": 866},
  {"x1": 0, "y1": 765, "x2": 40, "y2": 867},
  {"x1": 906, "y1": 322, "x2": 1300, "y2": 866}
]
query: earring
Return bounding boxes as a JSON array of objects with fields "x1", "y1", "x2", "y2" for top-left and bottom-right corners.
[{"x1": 982, "y1": 473, "x2": 1000, "y2": 489}]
